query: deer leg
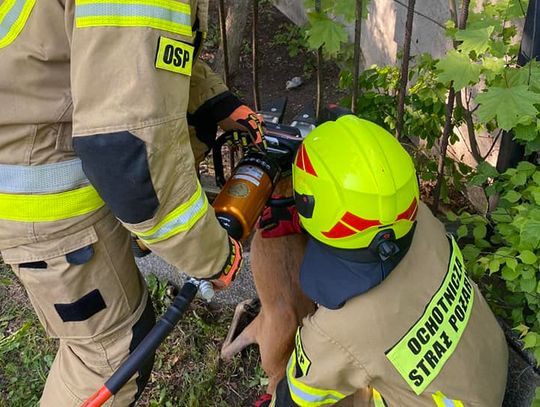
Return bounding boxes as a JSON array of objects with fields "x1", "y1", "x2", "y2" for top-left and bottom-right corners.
[{"x1": 221, "y1": 299, "x2": 261, "y2": 360}]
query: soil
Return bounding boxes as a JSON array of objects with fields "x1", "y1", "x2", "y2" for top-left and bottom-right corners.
[{"x1": 204, "y1": 0, "x2": 347, "y2": 124}]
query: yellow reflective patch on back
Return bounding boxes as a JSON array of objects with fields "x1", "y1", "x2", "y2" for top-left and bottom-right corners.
[
  {"x1": 295, "y1": 328, "x2": 312, "y2": 377},
  {"x1": 385, "y1": 237, "x2": 474, "y2": 395},
  {"x1": 155, "y1": 36, "x2": 194, "y2": 76}
]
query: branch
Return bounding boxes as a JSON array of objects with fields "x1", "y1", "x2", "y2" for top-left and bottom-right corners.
[
  {"x1": 432, "y1": 87, "x2": 456, "y2": 212},
  {"x1": 432, "y1": 0, "x2": 472, "y2": 211},
  {"x1": 351, "y1": 0, "x2": 364, "y2": 113},
  {"x1": 396, "y1": 0, "x2": 416, "y2": 139},
  {"x1": 393, "y1": 0, "x2": 446, "y2": 29}
]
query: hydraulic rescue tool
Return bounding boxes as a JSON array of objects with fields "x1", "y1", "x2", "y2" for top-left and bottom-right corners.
[{"x1": 81, "y1": 99, "x2": 314, "y2": 407}]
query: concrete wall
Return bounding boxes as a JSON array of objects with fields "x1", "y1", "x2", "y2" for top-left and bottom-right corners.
[
  {"x1": 273, "y1": 0, "x2": 501, "y2": 168},
  {"x1": 275, "y1": 0, "x2": 452, "y2": 67}
]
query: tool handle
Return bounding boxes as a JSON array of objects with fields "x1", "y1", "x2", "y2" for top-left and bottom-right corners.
[
  {"x1": 80, "y1": 281, "x2": 198, "y2": 407},
  {"x1": 80, "y1": 387, "x2": 112, "y2": 407}
]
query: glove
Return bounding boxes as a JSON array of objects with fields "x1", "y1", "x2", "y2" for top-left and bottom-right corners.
[
  {"x1": 258, "y1": 197, "x2": 302, "y2": 238},
  {"x1": 210, "y1": 237, "x2": 243, "y2": 289},
  {"x1": 226, "y1": 105, "x2": 267, "y2": 149},
  {"x1": 210, "y1": 92, "x2": 267, "y2": 149},
  {"x1": 254, "y1": 394, "x2": 272, "y2": 407}
]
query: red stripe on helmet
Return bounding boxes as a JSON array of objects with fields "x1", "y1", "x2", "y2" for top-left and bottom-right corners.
[
  {"x1": 296, "y1": 145, "x2": 305, "y2": 170},
  {"x1": 301, "y1": 145, "x2": 318, "y2": 177},
  {"x1": 322, "y1": 221, "x2": 357, "y2": 238},
  {"x1": 396, "y1": 198, "x2": 418, "y2": 222},
  {"x1": 342, "y1": 212, "x2": 382, "y2": 232}
]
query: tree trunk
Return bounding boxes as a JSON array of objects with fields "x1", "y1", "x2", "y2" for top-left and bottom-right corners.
[{"x1": 217, "y1": 0, "x2": 250, "y2": 77}]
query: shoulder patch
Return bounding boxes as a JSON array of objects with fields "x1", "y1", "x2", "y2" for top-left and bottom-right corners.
[
  {"x1": 155, "y1": 36, "x2": 194, "y2": 76},
  {"x1": 385, "y1": 236, "x2": 474, "y2": 395},
  {"x1": 294, "y1": 328, "x2": 312, "y2": 378}
]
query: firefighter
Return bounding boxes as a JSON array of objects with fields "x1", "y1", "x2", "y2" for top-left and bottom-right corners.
[
  {"x1": 0, "y1": 0, "x2": 263, "y2": 405},
  {"x1": 261, "y1": 116, "x2": 508, "y2": 406}
]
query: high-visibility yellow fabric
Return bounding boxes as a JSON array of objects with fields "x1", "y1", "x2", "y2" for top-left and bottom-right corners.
[
  {"x1": 432, "y1": 391, "x2": 465, "y2": 407},
  {"x1": 0, "y1": 0, "x2": 36, "y2": 48},
  {"x1": 286, "y1": 351, "x2": 346, "y2": 406},
  {"x1": 372, "y1": 388, "x2": 386, "y2": 407},
  {"x1": 135, "y1": 183, "x2": 208, "y2": 244},
  {"x1": 75, "y1": 0, "x2": 192, "y2": 36},
  {"x1": 0, "y1": 186, "x2": 105, "y2": 222}
]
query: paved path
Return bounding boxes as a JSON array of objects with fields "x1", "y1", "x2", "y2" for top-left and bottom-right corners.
[{"x1": 136, "y1": 250, "x2": 257, "y2": 306}]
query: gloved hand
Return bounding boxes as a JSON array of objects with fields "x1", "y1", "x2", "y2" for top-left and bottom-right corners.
[
  {"x1": 210, "y1": 237, "x2": 243, "y2": 289},
  {"x1": 210, "y1": 92, "x2": 266, "y2": 149},
  {"x1": 258, "y1": 196, "x2": 302, "y2": 238},
  {"x1": 254, "y1": 393, "x2": 272, "y2": 407},
  {"x1": 222, "y1": 105, "x2": 267, "y2": 149}
]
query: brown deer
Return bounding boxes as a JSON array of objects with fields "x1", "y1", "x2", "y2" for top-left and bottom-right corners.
[{"x1": 220, "y1": 177, "x2": 372, "y2": 406}]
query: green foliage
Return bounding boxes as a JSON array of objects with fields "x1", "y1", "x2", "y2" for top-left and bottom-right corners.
[
  {"x1": 455, "y1": 163, "x2": 540, "y2": 369},
  {"x1": 0, "y1": 268, "x2": 56, "y2": 407},
  {"x1": 303, "y1": 0, "x2": 370, "y2": 58},
  {"x1": 305, "y1": 12, "x2": 348, "y2": 57},
  {"x1": 0, "y1": 270, "x2": 264, "y2": 406},
  {"x1": 272, "y1": 23, "x2": 309, "y2": 58},
  {"x1": 436, "y1": 50, "x2": 482, "y2": 91}
]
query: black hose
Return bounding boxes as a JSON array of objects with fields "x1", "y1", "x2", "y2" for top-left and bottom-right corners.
[
  {"x1": 105, "y1": 282, "x2": 198, "y2": 394},
  {"x1": 266, "y1": 196, "x2": 295, "y2": 208}
]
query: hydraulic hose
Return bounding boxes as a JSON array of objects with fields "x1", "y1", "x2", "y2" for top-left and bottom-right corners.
[{"x1": 81, "y1": 281, "x2": 199, "y2": 407}]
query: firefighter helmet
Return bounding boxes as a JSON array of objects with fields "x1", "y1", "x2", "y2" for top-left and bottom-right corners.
[{"x1": 292, "y1": 115, "x2": 419, "y2": 250}]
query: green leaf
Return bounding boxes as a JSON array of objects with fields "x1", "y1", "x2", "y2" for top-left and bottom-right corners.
[
  {"x1": 502, "y1": 190, "x2": 521, "y2": 203},
  {"x1": 506, "y1": 258, "x2": 518, "y2": 270},
  {"x1": 511, "y1": 171, "x2": 528, "y2": 187},
  {"x1": 306, "y1": 13, "x2": 348, "y2": 57},
  {"x1": 520, "y1": 220, "x2": 540, "y2": 250},
  {"x1": 514, "y1": 123, "x2": 539, "y2": 142},
  {"x1": 446, "y1": 212, "x2": 458, "y2": 222},
  {"x1": 517, "y1": 161, "x2": 537, "y2": 175},
  {"x1": 333, "y1": 0, "x2": 358, "y2": 21},
  {"x1": 475, "y1": 85, "x2": 540, "y2": 131},
  {"x1": 476, "y1": 161, "x2": 499, "y2": 178},
  {"x1": 456, "y1": 26, "x2": 495, "y2": 55},
  {"x1": 488, "y1": 258, "x2": 501, "y2": 274},
  {"x1": 462, "y1": 245, "x2": 481, "y2": 261},
  {"x1": 524, "y1": 332, "x2": 538, "y2": 349},
  {"x1": 519, "y1": 250, "x2": 538, "y2": 265},
  {"x1": 473, "y1": 224, "x2": 487, "y2": 240},
  {"x1": 436, "y1": 50, "x2": 481, "y2": 91},
  {"x1": 502, "y1": 265, "x2": 520, "y2": 281},
  {"x1": 457, "y1": 225, "x2": 468, "y2": 239},
  {"x1": 482, "y1": 56, "x2": 506, "y2": 80},
  {"x1": 533, "y1": 171, "x2": 540, "y2": 186},
  {"x1": 520, "y1": 278, "x2": 537, "y2": 293}
]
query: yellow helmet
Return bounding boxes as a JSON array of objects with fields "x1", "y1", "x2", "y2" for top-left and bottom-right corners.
[{"x1": 293, "y1": 115, "x2": 419, "y2": 250}]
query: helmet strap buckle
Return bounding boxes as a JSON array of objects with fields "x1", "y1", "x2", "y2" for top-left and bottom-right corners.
[{"x1": 370, "y1": 229, "x2": 400, "y2": 262}]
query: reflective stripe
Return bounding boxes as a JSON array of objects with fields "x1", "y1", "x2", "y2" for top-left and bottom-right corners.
[
  {"x1": 135, "y1": 183, "x2": 208, "y2": 244},
  {"x1": 75, "y1": 0, "x2": 192, "y2": 36},
  {"x1": 0, "y1": 0, "x2": 36, "y2": 48},
  {"x1": 432, "y1": 392, "x2": 464, "y2": 407},
  {"x1": 372, "y1": 388, "x2": 386, "y2": 407},
  {"x1": 0, "y1": 186, "x2": 105, "y2": 222},
  {"x1": 0, "y1": 159, "x2": 89, "y2": 194},
  {"x1": 286, "y1": 356, "x2": 345, "y2": 406}
]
